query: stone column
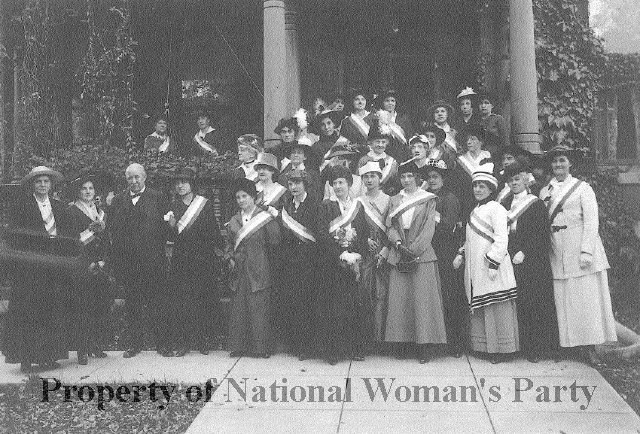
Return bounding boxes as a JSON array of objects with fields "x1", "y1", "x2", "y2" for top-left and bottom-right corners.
[
  {"x1": 509, "y1": 0, "x2": 540, "y2": 153},
  {"x1": 284, "y1": 0, "x2": 300, "y2": 115},
  {"x1": 0, "y1": 0, "x2": 8, "y2": 182},
  {"x1": 263, "y1": 0, "x2": 287, "y2": 142}
]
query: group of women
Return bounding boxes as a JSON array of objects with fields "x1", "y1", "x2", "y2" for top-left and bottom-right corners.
[{"x1": 3, "y1": 87, "x2": 617, "y2": 371}]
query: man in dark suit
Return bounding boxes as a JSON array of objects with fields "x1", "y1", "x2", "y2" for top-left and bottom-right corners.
[{"x1": 108, "y1": 163, "x2": 170, "y2": 358}]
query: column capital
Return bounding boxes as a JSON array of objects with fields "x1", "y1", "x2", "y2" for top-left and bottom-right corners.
[{"x1": 263, "y1": 0, "x2": 285, "y2": 10}]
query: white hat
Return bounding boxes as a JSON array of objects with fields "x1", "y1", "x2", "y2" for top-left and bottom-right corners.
[
  {"x1": 358, "y1": 161, "x2": 383, "y2": 177},
  {"x1": 471, "y1": 162, "x2": 498, "y2": 189},
  {"x1": 457, "y1": 87, "x2": 477, "y2": 99},
  {"x1": 20, "y1": 166, "x2": 63, "y2": 186}
]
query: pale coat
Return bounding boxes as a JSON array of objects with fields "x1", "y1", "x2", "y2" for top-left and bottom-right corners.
[
  {"x1": 539, "y1": 175, "x2": 609, "y2": 279},
  {"x1": 463, "y1": 201, "x2": 517, "y2": 304}
]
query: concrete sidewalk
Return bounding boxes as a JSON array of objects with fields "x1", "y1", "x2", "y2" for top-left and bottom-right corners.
[{"x1": 1, "y1": 352, "x2": 639, "y2": 433}]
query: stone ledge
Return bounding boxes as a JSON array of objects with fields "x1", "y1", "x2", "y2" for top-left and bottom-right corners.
[{"x1": 618, "y1": 166, "x2": 640, "y2": 184}]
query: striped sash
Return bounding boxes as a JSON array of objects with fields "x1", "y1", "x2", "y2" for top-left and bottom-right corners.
[
  {"x1": 350, "y1": 113, "x2": 370, "y2": 137},
  {"x1": 380, "y1": 157, "x2": 395, "y2": 184},
  {"x1": 506, "y1": 195, "x2": 537, "y2": 228},
  {"x1": 281, "y1": 208, "x2": 316, "y2": 243},
  {"x1": 260, "y1": 184, "x2": 287, "y2": 207},
  {"x1": 234, "y1": 210, "x2": 273, "y2": 251},
  {"x1": 177, "y1": 195, "x2": 208, "y2": 234},
  {"x1": 329, "y1": 199, "x2": 362, "y2": 234},
  {"x1": 388, "y1": 123, "x2": 407, "y2": 144},
  {"x1": 75, "y1": 201, "x2": 105, "y2": 245},
  {"x1": 43, "y1": 208, "x2": 57, "y2": 237},
  {"x1": 456, "y1": 153, "x2": 479, "y2": 177},
  {"x1": 358, "y1": 197, "x2": 386, "y2": 231},
  {"x1": 239, "y1": 163, "x2": 258, "y2": 182},
  {"x1": 388, "y1": 190, "x2": 436, "y2": 221},
  {"x1": 468, "y1": 209, "x2": 494, "y2": 243},
  {"x1": 496, "y1": 184, "x2": 511, "y2": 204},
  {"x1": 194, "y1": 131, "x2": 216, "y2": 153},
  {"x1": 547, "y1": 178, "x2": 583, "y2": 225}
]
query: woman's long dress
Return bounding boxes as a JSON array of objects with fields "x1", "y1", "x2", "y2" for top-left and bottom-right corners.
[
  {"x1": 227, "y1": 208, "x2": 281, "y2": 353},
  {"x1": 384, "y1": 190, "x2": 447, "y2": 344},
  {"x1": 316, "y1": 198, "x2": 369, "y2": 359},
  {"x1": 359, "y1": 192, "x2": 391, "y2": 341},
  {"x1": 65, "y1": 202, "x2": 112, "y2": 355},
  {"x1": 502, "y1": 193, "x2": 559, "y2": 353},
  {"x1": 464, "y1": 200, "x2": 519, "y2": 354},
  {"x1": 539, "y1": 175, "x2": 616, "y2": 347}
]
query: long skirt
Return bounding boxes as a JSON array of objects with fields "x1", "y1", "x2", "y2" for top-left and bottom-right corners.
[
  {"x1": 385, "y1": 261, "x2": 447, "y2": 344},
  {"x1": 228, "y1": 275, "x2": 271, "y2": 354},
  {"x1": 277, "y1": 261, "x2": 316, "y2": 355},
  {"x1": 553, "y1": 270, "x2": 617, "y2": 347},
  {"x1": 360, "y1": 255, "x2": 389, "y2": 342},
  {"x1": 470, "y1": 299, "x2": 519, "y2": 354}
]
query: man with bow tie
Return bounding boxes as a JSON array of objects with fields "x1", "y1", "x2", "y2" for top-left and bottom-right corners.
[{"x1": 108, "y1": 163, "x2": 170, "y2": 358}]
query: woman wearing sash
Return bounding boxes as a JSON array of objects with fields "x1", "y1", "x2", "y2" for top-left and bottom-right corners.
[
  {"x1": 226, "y1": 178, "x2": 281, "y2": 358},
  {"x1": 278, "y1": 137, "x2": 323, "y2": 201},
  {"x1": 317, "y1": 165, "x2": 369, "y2": 364},
  {"x1": 4, "y1": 166, "x2": 70, "y2": 372},
  {"x1": 454, "y1": 125, "x2": 493, "y2": 222},
  {"x1": 278, "y1": 169, "x2": 321, "y2": 360},
  {"x1": 385, "y1": 161, "x2": 447, "y2": 363},
  {"x1": 312, "y1": 110, "x2": 349, "y2": 160},
  {"x1": 423, "y1": 101, "x2": 458, "y2": 153},
  {"x1": 340, "y1": 90, "x2": 373, "y2": 146},
  {"x1": 255, "y1": 153, "x2": 287, "y2": 210},
  {"x1": 144, "y1": 117, "x2": 173, "y2": 153},
  {"x1": 269, "y1": 117, "x2": 299, "y2": 161},
  {"x1": 65, "y1": 173, "x2": 111, "y2": 365},
  {"x1": 374, "y1": 90, "x2": 413, "y2": 162},
  {"x1": 165, "y1": 168, "x2": 224, "y2": 357},
  {"x1": 539, "y1": 145, "x2": 616, "y2": 364},
  {"x1": 357, "y1": 119, "x2": 399, "y2": 195},
  {"x1": 420, "y1": 124, "x2": 457, "y2": 170},
  {"x1": 358, "y1": 162, "x2": 391, "y2": 345},
  {"x1": 192, "y1": 111, "x2": 225, "y2": 155},
  {"x1": 425, "y1": 160, "x2": 467, "y2": 358},
  {"x1": 502, "y1": 162, "x2": 559, "y2": 362},
  {"x1": 453, "y1": 164, "x2": 518, "y2": 364},
  {"x1": 495, "y1": 146, "x2": 534, "y2": 204}
]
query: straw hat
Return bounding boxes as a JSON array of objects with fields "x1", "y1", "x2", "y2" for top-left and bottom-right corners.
[{"x1": 20, "y1": 166, "x2": 63, "y2": 186}]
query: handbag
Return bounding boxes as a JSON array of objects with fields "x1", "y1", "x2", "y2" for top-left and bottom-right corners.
[{"x1": 396, "y1": 256, "x2": 418, "y2": 273}]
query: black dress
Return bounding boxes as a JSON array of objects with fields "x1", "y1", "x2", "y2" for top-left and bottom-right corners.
[
  {"x1": 65, "y1": 203, "x2": 112, "y2": 355},
  {"x1": 3, "y1": 196, "x2": 71, "y2": 365},
  {"x1": 503, "y1": 195, "x2": 559, "y2": 354}
]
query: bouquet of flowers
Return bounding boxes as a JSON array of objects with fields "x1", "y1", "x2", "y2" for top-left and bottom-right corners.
[
  {"x1": 334, "y1": 226, "x2": 357, "y2": 249},
  {"x1": 335, "y1": 226, "x2": 362, "y2": 280}
]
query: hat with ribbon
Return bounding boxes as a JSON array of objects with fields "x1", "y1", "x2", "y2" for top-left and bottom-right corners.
[{"x1": 20, "y1": 166, "x2": 64, "y2": 186}]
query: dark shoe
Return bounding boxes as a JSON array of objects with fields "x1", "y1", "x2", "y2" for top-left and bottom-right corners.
[
  {"x1": 490, "y1": 353, "x2": 509, "y2": 364},
  {"x1": 78, "y1": 353, "x2": 88, "y2": 365},
  {"x1": 298, "y1": 353, "x2": 309, "y2": 361},
  {"x1": 161, "y1": 349, "x2": 175, "y2": 357},
  {"x1": 352, "y1": 354, "x2": 365, "y2": 362},
  {"x1": 20, "y1": 362, "x2": 32, "y2": 373},
  {"x1": 174, "y1": 348, "x2": 188, "y2": 357},
  {"x1": 199, "y1": 348, "x2": 210, "y2": 355},
  {"x1": 40, "y1": 361, "x2": 61, "y2": 370},
  {"x1": 328, "y1": 356, "x2": 338, "y2": 366},
  {"x1": 91, "y1": 350, "x2": 108, "y2": 358},
  {"x1": 450, "y1": 346, "x2": 463, "y2": 358},
  {"x1": 526, "y1": 352, "x2": 541, "y2": 363},
  {"x1": 123, "y1": 348, "x2": 141, "y2": 358},
  {"x1": 254, "y1": 352, "x2": 270, "y2": 359},
  {"x1": 229, "y1": 351, "x2": 244, "y2": 358}
]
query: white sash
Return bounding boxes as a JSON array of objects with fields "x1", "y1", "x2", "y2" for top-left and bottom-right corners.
[
  {"x1": 194, "y1": 128, "x2": 216, "y2": 153},
  {"x1": 350, "y1": 113, "x2": 370, "y2": 137},
  {"x1": 506, "y1": 195, "x2": 537, "y2": 228},
  {"x1": 496, "y1": 184, "x2": 511, "y2": 204},
  {"x1": 42, "y1": 208, "x2": 56, "y2": 237},
  {"x1": 546, "y1": 177, "x2": 581, "y2": 221},
  {"x1": 280, "y1": 158, "x2": 291, "y2": 172},
  {"x1": 468, "y1": 209, "x2": 495, "y2": 243},
  {"x1": 329, "y1": 199, "x2": 362, "y2": 234},
  {"x1": 388, "y1": 122, "x2": 407, "y2": 144},
  {"x1": 75, "y1": 201, "x2": 105, "y2": 244},
  {"x1": 388, "y1": 190, "x2": 435, "y2": 221},
  {"x1": 281, "y1": 208, "x2": 316, "y2": 243},
  {"x1": 456, "y1": 153, "x2": 480, "y2": 177},
  {"x1": 239, "y1": 162, "x2": 258, "y2": 181},
  {"x1": 234, "y1": 211, "x2": 273, "y2": 250},
  {"x1": 358, "y1": 197, "x2": 385, "y2": 231},
  {"x1": 260, "y1": 183, "x2": 287, "y2": 206},
  {"x1": 177, "y1": 195, "x2": 208, "y2": 234},
  {"x1": 150, "y1": 132, "x2": 170, "y2": 152},
  {"x1": 380, "y1": 157, "x2": 395, "y2": 184}
]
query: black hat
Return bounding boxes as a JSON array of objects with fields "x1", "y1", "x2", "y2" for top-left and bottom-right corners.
[
  {"x1": 329, "y1": 164, "x2": 354, "y2": 186},
  {"x1": 232, "y1": 177, "x2": 258, "y2": 199},
  {"x1": 314, "y1": 110, "x2": 345, "y2": 129},
  {"x1": 498, "y1": 145, "x2": 534, "y2": 162},
  {"x1": 171, "y1": 167, "x2": 197, "y2": 181},
  {"x1": 347, "y1": 88, "x2": 369, "y2": 104},
  {"x1": 544, "y1": 144, "x2": 581, "y2": 162},
  {"x1": 70, "y1": 170, "x2": 100, "y2": 192},
  {"x1": 274, "y1": 117, "x2": 299, "y2": 135},
  {"x1": 398, "y1": 160, "x2": 420, "y2": 176},
  {"x1": 460, "y1": 124, "x2": 486, "y2": 143},
  {"x1": 420, "y1": 124, "x2": 446, "y2": 147},
  {"x1": 423, "y1": 159, "x2": 449, "y2": 176},
  {"x1": 367, "y1": 118, "x2": 392, "y2": 142},
  {"x1": 427, "y1": 100, "x2": 455, "y2": 120},
  {"x1": 503, "y1": 160, "x2": 530, "y2": 180},
  {"x1": 283, "y1": 137, "x2": 322, "y2": 170},
  {"x1": 325, "y1": 141, "x2": 361, "y2": 160}
]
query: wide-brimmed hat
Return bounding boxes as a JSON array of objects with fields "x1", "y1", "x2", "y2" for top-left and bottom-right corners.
[
  {"x1": 232, "y1": 177, "x2": 258, "y2": 199},
  {"x1": 20, "y1": 166, "x2": 63, "y2": 186},
  {"x1": 420, "y1": 124, "x2": 447, "y2": 147},
  {"x1": 398, "y1": 159, "x2": 420, "y2": 176},
  {"x1": 367, "y1": 118, "x2": 392, "y2": 142},
  {"x1": 286, "y1": 169, "x2": 308, "y2": 183},
  {"x1": 254, "y1": 153, "x2": 279, "y2": 173},
  {"x1": 329, "y1": 165, "x2": 353, "y2": 186},
  {"x1": 456, "y1": 87, "x2": 478, "y2": 100},
  {"x1": 325, "y1": 142, "x2": 361, "y2": 160},
  {"x1": 237, "y1": 134, "x2": 263, "y2": 154},
  {"x1": 423, "y1": 159, "x2": 449, "y2": 175},
  {"x1": 460, "y1": 124, "x2": 487, "y2": 143},
  {"x1": 544, "y1": 144, "x2": 581, "y2": 162},
  {"x1": 70, "y1": 170, "x2": 101, "y2": 192},
  {"x1": 347, "y1": 88, "x2": 370, "y2": 105},
  {"x1": 498, "y1": 145, "x2": 534, "y2": 162},
  {"x1": 503, "y1": 160, "x2": 530, "y2": 180},
  {"x1": 283, "y1": 137, "x2": 322, "y2": 169},
  {"x1": 427, "y1": 100, "x2": 455, "y2": 119},
  {"x1": 359, "y1": 161, "x2": 383, "y2": 177},
  {"x1": 313, "y1": 110, "x2": 345, "y2": 129},
  {"x1": 274, "y1": 117, "x2": 299, "y2": 135},
  {"x1": 171, "y1": 167, "x2": 197, "y2": 181}
]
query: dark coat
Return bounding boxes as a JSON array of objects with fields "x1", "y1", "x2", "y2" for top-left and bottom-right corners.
[
  {"x1": 280, "y1": 193, "x2": 322, "y2": 265},
  {"x1": 503, "y1": 195, "x2": 559, "y2": 353},
  {"x1": 193, "y1": 129, "x2": 227, "y2": 155},
  {"x1": 278, "y1": 166, "x2": 322, "y2": 202},
  {"x1": 65, "y1": 203, "x2": 109, "y2": 261},
  {"x1": 108, "y1": 187, "x2": 168, "y2": 280}
]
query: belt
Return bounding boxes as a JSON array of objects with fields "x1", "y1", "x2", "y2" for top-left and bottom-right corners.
[{"x1": 551, "y1": 225, "x2": 567, "y2": 233}]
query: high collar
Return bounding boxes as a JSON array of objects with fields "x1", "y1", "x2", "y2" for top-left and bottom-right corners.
[{"x1": 476, "y1": 196, "x2": 493, "y2": 206}]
